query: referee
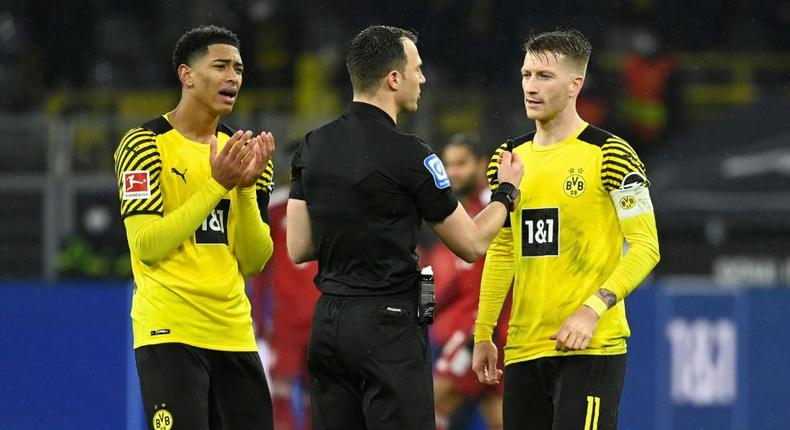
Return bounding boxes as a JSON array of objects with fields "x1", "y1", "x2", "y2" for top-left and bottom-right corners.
[
  {"x1": 286, "y1": 26, "x2": 523, "y2": 430},
  {"x1": 472, "y1": 29, "x2": 661, "y2": 430}
]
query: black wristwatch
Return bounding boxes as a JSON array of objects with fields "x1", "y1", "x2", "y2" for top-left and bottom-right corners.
[{"x1": 490, "y1": 182, "x2": 520, "y2": 212}]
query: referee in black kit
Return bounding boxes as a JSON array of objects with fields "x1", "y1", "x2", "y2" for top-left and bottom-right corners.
[{"x1": 286, "y1": 25, "x2": 523, "y2": 430}]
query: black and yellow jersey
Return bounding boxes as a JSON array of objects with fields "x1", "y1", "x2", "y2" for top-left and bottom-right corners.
[
  {"x1": 114, "y1": 114, "x2": 274, "y2": 351},
  {"x1": 475, "y1": 123, "x2": 659, "y2": 365}
]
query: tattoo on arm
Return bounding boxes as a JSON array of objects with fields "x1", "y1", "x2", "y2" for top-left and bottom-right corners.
[{"x1": 598, "y1": 288, "x2": 617, "y2": 309}]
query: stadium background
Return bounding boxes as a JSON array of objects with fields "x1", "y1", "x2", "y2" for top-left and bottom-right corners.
[{"x1": 1, "y1": 1, "x2": 789, "y2": 428}]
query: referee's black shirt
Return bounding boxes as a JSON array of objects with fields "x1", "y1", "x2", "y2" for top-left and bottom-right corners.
[{"x1": 290, "y1": 102, "x2": 459, "y2": 296}]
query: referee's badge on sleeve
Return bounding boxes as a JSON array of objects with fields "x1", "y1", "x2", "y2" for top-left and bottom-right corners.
[
  {"x1": 423, "y1": 154, "x2": 450, "y2": 189},
  {"x1": 123, "y1": 170, "x2": 151, "y2": 200}
]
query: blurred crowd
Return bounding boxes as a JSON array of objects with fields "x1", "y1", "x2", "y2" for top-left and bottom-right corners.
[
  {"x1": 3, "y1": 0, "x2": 790, "y2": 107},
  {"x1": 24, "y1": 0, "x2": 788, "y2": 280}
]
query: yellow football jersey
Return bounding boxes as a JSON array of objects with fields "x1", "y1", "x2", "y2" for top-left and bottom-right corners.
[
  {"x1": 476, "y1": 123, "x2": 659, "y2": 365},
  {"x1": 114, "y1": 115, "x2": 273, "y2": 351}
]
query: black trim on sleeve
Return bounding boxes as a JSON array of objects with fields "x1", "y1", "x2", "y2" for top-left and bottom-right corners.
[
  {"x1": 420, "y1": 196, "x2": 459, "y2": 223},
  {"x1": 289, "y1": 139, "x2": 307, "y2": 200},
  {"x1": 256, "y1": 190, "x2": 271, "y2": 225},
  {"x1": 577, "y1": 124, "x2": 615, "y2": 147},
  {"x1": 121, "y1": 210, "x2": 164, "y2": 220},
  {"x1": 141, "y1": 116, "x2": 173, "y2": 135},
  {"x1": 217, "y1": 122, "x2": 237, "y2": 137}
]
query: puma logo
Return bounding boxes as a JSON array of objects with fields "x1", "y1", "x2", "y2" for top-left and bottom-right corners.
[{"x1": 171, "y1": 167, "x2": 187, "y2": 183}]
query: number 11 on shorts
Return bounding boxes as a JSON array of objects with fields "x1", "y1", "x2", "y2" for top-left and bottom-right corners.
[{"x1": 584, "y1": 395, "x2": 600, "y2": 430}]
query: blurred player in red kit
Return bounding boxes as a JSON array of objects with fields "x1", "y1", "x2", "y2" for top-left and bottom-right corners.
[
  {"x1": 428, "y1": 134, "x2": 510, "y2": 430},
  {"x1": 252, "y1": 187, "x2": 319, "y2": 430}
]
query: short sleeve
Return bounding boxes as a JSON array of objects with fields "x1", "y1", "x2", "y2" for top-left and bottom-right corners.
[
  {"x1": 600, "y1": 137, "x2": 650, "y2": 191},
  {"x1": 401, "y1": 139, "x2": 458, "y2": 222},
  {"x1": 113, "y1": 128, "x2": 163, "y2": 218},
  {"x1": 289, "y1": 139, "x2": 306, "y2": 200}
]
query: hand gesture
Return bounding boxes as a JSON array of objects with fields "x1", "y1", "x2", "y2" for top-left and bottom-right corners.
[
  {"x1": 210, "y1": 130, "x2": 255, "y2": 190},
  {"x1": 238, "y1": 131, "x2": 276, "y2": 188},
  {"x1": 472, "y1": 341, "x2": 503, "y2": 385},
  {"x1": 550, "y1": 305, "x2": 599, "y2": 352},
  {"x1": 497, "y1": 151, "x2": 524, "y2": 187}
]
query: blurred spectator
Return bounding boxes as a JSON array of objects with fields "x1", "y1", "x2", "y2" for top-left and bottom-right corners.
[
  {"x1": 621, "y1": 29, "x2": 676, "y2": 148},
  {"x1": 58, "y1": 195, "x2": 131, "y2": 278},
  {"x1": 426, "y1": 134, "x2": 510, "y2": 430},
  {"x1": 252, "y1": 187, "x2": 319, "y2": 430}
]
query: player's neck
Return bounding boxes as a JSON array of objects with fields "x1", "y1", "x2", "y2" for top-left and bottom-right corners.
[
  {"x1": 352, "y1": 93, "x2": 399, "y2": 124},
  {"x1": 533, "y1": 107, "x2": 586, "y2": 147},
  {"x1": 167, "y1": 99, "x2": 222, "y2": 144}
]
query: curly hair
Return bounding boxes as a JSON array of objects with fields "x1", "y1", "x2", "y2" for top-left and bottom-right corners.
[
  {"x1": 346, "y1": 25, "x2": 418, "y2": 94},
  {"x1": 171, "y1": 25, "x2": 240, "y2": 73},
  {"x1": 523, "y1": 29, "x2": 592, "y2": 74}
]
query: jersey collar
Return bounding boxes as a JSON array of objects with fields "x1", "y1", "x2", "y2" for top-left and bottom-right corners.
[{"x1": 349, "y1": 102, "x2": 397, "y2": 128}]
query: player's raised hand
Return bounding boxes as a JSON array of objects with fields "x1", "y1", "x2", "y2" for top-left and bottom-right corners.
[
  {"x1": 258, "y1": 131, "x2": 275, "y2": 164},
  {"x1": 472, "y1": 341, "x2": 503, "y2": 385},
  {"x1": 210, "y1": 130, "x2": 253, "y2": 190},
  {"x1": 550, "y1": 305, "x2": 599, "y2": 352},
  {"x1": 497, "y1": 150, "x2": 524, "y2": 187},
  {"x1": 238, "y1": 131, "x2": 275, "y2": 188}
]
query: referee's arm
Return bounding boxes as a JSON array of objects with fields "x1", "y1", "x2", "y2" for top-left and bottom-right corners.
[
  {"x1": 429, "y1": 151, "x2": 523, "y2": 263},
  {"x1": 286, "y1": 198, "x2": 316, "y2": 264}
]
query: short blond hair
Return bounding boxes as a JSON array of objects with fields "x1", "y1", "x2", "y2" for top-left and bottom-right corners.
[{"x1": 524, "y1": 29, "x2": 592, "y2": 75}]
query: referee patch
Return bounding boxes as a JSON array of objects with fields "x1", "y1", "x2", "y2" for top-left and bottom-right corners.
[{"x1": 423, "y1": 154, "x2": 450, "y2": 189}]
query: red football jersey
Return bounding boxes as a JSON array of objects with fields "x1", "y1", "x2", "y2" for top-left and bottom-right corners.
[
  {"x1": 428, "y1": 185, "x2": 510, "y2": 345},
  {"x1": 251, "y1": 190, "x2": 319, "y2": 339}
]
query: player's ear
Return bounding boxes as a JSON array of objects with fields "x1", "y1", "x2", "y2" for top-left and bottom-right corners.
[
  {"x1": 568, "y1": 74, "x2": 584, "y2": 99},
  {"x1": 385, "y1": 69, "x2": 400, "y2": 91},
  {"x1": 178, "y1": 64, "x2": 194, "y2": 88}
]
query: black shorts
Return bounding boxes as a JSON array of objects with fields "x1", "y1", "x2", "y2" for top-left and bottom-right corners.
[
  {"x1": 307, "y1": 294, "x2": 434, "y2": 430},
  {"x1": 503, "y1": 354, "x2": 627, "y2": 430},
  {"x1": 135, "y1": 342, "x2": 273, "y2": 430}
]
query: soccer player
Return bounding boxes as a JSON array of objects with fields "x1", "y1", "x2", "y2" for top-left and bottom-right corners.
[
  {"x1": 428, "y1": 134, "x2": 508, "y2": 430},
  {"x1": 472, "y1": 29, "x2": 660, "y2": 430},
  {"x1": 286, "y1": 26, "x2": 523, "y2": 430},
  {"x1": 113, "y1": 25, "x2": 276, "y2": 429}
]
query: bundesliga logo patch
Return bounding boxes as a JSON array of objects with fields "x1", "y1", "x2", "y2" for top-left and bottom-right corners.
[{"x1": 123, "y1": 170, "x2": 151, "y2": 200}]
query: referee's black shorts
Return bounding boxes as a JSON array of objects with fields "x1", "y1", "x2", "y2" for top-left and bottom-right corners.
[
  {"x1": 503, "y1": 354, "x2": 627, "y2": 430},
  {"x1": 135, "y1": 342, "x2": 273, "y2": 430},
  {"x1": 307, "y1": 293, "x2": 434, "y2": 430}
]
